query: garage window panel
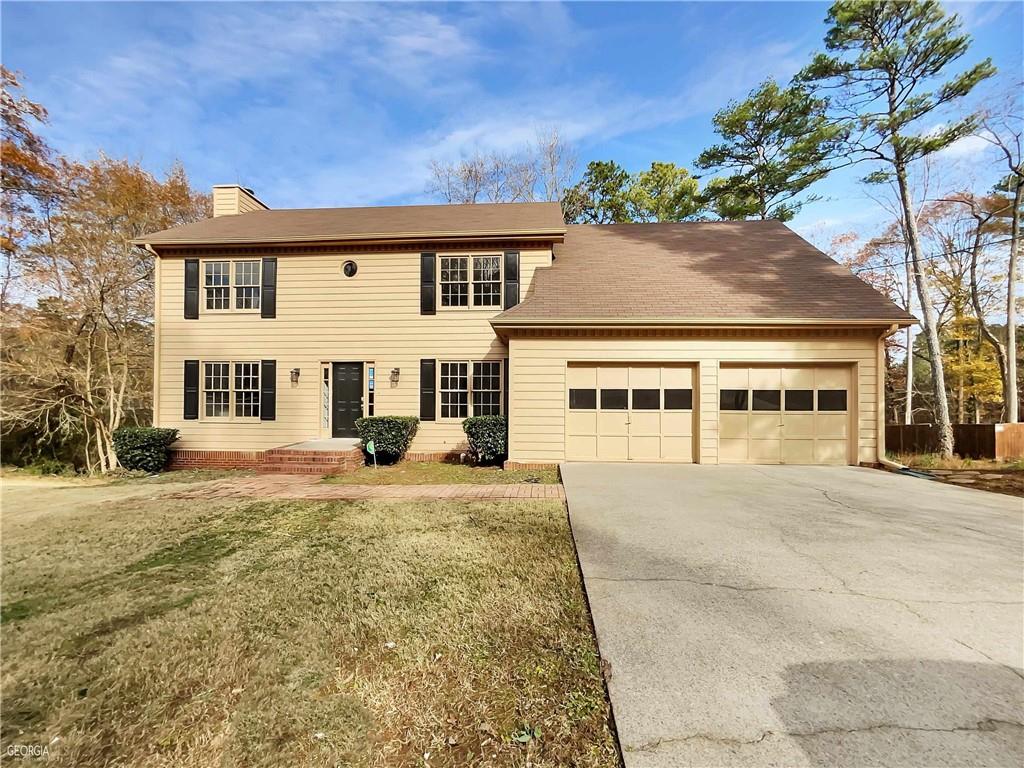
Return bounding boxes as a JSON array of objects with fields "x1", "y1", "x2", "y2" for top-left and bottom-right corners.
[
  {"x1": 784, "y1": 389, "x2": 814, "y2": 411},
  {"x1": 664, "y1": 388, "x2": 693, "y2": 410},
  {"x1": 817, "y1": 389, "x2": 848, "y2": 411},
  {"x1": 720, "y1": 389, "x2": 749, "y2": 411},
  {"x1": 601, "y1": 389, "x2": 628, "y2": 410},
  {"x1": 752, "y1": 389, "x2": 781, "y2": 411},
  {"x1": 631, "y1": 389, "x2": 660, "y2": 410},
  {"x1": 569, "y1": 388, "x2": 597, "y2": 410}
]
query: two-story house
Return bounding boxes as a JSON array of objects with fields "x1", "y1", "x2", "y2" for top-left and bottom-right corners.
[{"x1": 135, "y1": 184, "x2": 913, "y2": 470}]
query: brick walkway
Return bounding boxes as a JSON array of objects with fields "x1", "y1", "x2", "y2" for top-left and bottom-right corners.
[{"x1": 170, "y1": 474, "x2": 565, "y2": 501}]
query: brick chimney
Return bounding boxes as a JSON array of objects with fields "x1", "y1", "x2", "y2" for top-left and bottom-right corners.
[{"x1": 212, "y1": 184, "x2": 269, "y2": 217}]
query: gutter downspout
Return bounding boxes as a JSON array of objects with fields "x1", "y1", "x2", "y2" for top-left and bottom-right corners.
[
  {"x1": 877, "y1": 323, "x2": 907, "y2": 471},
  {"x1": 144, "y1": 243, "x2": 162, "y2": 428}
]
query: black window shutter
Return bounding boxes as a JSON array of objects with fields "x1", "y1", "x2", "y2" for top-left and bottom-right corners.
[
  {"x1": 184, "y1": 259, "x2": 199, "y2": 319},
  {"x1": 503, "y1": 357, "x2": 510, "y2": 416},
  {"x1": 503, "y1": 251, "x2": 520, "y2": 309},
  {"x1": 183, "y1": 360, "x2": 199, "y2": 419},
  {"x1": 260, "y1": 360, "x2": 276, "y2": 420},
  {"x1": 261, "y1": 257, "x2": 277, "y2": 318},
  {"x1": 420, "y1": 359, "x2": 436, "y2": 420},
  {"x1": 420, "y1": 252, "x2": 436, "y2": 315}
]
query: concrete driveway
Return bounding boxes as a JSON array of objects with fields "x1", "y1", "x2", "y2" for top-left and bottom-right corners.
[{"x1": 561, "y1": 464, "x2": 1023, "y2": 768}]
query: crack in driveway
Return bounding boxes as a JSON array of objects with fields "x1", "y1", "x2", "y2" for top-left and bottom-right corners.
[
  {"x1": 626, "y1": 719, "x2": 1024, "y2": 753},
  {"x1": 586, "y1": 575, "x2": 1021, "y2": 607}
]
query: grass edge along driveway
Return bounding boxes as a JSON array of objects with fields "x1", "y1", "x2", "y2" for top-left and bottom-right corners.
[{"x1": 1, "y1": 487, "x2": 618, "y2": 768}]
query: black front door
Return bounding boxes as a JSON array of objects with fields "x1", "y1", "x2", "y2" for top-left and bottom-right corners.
[{"x1": 332, "y1": 363, "x2": 363, "y2": 438}]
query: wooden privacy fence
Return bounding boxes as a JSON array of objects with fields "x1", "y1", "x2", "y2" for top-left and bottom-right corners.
[{"x1": 885, "y1": 423, "x2": 1024, "y2": 460}]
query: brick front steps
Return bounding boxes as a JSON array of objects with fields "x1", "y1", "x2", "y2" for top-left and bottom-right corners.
[
  {"x1": 259, "y1": 446, "x2": 363, "y2": 475},
  {"x1": 168, "y1": 446, "x2": 364, "y2": 475}
]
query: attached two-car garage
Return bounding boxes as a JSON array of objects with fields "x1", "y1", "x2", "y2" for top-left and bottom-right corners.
[{"x1": 561, "y1": 361, "x2": 854, "y2": 466}]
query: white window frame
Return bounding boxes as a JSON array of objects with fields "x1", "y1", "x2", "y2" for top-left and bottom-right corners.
[
  {"x1": 202, "y1": 361, "x2": 230, "y2": 419},
  {"x1": 438, "y1": 359, "x2": 504, "y2": 421},
  {"x1": 471, "y1": 360, "x2": 502, "y2": 416},
  {"x1": 201, "y1": 360, "x2": 261, "y2": 420},
  {"x1": 437, "y1": 253, "x2": 502, "y2": 310},
  {"x1": 202, "y1": 259, "x2": 261, "y2": 313}
]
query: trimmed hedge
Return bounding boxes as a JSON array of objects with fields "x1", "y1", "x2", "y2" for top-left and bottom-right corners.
[
  {"x1": 462, "y1": 415, "x2": 507, "y2": 465},
  {"x1": 112, "y1": 427, "x2": 179, "y2": 473},
  {"x1": 355, "y1": 416, "x2": 419, "y2": 464}
]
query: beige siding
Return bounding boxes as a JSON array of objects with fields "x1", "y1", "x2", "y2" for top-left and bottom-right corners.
[
  {"x1": 157, "y1": 248, "x2": 552, "y2": 451},
  {"x1": 508, "y1": 329, "x2": 882, "y2": 465},
  {"x1": 212, "y1": 186, "x2": 267, "y2": 217}
]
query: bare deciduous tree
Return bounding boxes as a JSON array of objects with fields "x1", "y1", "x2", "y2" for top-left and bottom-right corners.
[
  {"x1": 2, "y1": 157, "x2": 210, "y2": 471},
  {"x1": 427, "y1": 127, "x2": 576, "y2": 205},
  {"x1": 976, "y1": 84, "x2": 1023, "y2": 422}
]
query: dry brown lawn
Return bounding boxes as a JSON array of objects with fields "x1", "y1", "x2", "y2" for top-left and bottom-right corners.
[
  {"x1": 322, "y1": 461, "x2": 560, "y2": 486},
  {"x1": 1, "y1": 482, "x2": 617, "y2": 767}
]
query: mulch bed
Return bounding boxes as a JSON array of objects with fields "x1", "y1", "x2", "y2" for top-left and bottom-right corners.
[{"x1": 925, "y1": 469, "x2": 1024, "y2": 499}]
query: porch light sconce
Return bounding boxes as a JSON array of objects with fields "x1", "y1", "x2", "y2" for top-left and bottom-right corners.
[
  {"x1": 290, "y1": 368, "x2": 301, "y2": 384},
  {"x1": 390, "y1": 367, "x2": 400, "y2": 384}
]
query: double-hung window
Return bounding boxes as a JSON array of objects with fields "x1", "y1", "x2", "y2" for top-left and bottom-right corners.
[
  {"x1": 204, "y1": 262, "x2": 230, "y2": 310},
  {"x1": 440, "y1": 257, "x2": 469, "y2": 307},
  {"x1": 234, "y1": 261, "x2": 261, "y2": 310},
  {"x1": 440, "y1": 255, "x2": 501, "y2": 308},
  {"x1": 439, "y1": 360, "x2": 503, "y2": 418},
  {"x1": 472, "y1": 256, "x2": 501, "y2": 307},
  {"x1": 204, "y1": 260, "x2": 261, "y2": 311},
  {"x1": 472, "y1": 360, "x2": 501, "y2": 415},
  {"x1": 440, "y1": 361, "x2": 469, "y2": 418},
  {"x1": 204, "y1": 361, "x2": 260, "y2": 419},
  {"x1": 204, "y1": 362, "x2": 230, "y2": 417}
]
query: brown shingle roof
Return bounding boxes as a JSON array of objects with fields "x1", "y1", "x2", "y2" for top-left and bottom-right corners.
[
  {"x1": 494, "y1": 221, "x2": 915, "y2": 325},
  {"x1": 136, "y1": 201, "x2": 566, "y2": 246}
]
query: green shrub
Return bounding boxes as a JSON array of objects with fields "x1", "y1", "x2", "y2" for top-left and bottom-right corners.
[
  {"x1": 462, "y1": 415, "x2": 507, "y2": 465},
  {"x1": 354, "y1": 416, "x2": 419, "y2": 464},
  {"x1": 24, "y1": 458, "x2": 77, "y2": 476},
  {"x1": 112, "y1": 427, "x2": 179, "y2": 473}
]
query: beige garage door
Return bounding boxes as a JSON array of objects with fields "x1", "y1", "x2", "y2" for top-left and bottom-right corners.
[
  {"x1": 719, "y1": 365, "x2": 853, "y2": 465},
  {"x1": 566, "y1": 364, "x2": 696, "y2": 462}
]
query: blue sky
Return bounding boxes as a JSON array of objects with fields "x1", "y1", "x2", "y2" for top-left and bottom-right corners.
[{"x1": 3, "y1": 1, "x2": 1021, "y2": 247}]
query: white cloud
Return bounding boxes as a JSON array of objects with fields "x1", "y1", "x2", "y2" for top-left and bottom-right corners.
[
  {"x1": 938, "y1": 132, "x2": 995, "y2": 159},
  {"x1": 18, "y1": 3, "x2": 814, "y2": 209},
  {"x1": 946, "y1": 1, "x2": 1010, "y2": 30}
]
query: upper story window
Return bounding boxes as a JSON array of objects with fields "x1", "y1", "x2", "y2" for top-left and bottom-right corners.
[
  {"x1": 440, "y1": 255, "x2": 501, "y2": 309},
  {"x1": 472, "y1": 256, "x2": 501, "y2": 307},
  {"x1": 234, "y1": 261, "x2": 261, "y2": 310},
  {"x1": 204, "y1": 260, "x2": 261, "y2": 311},
  {"x1": 205, "y1": 262, "x2": 230, "y2": 310}
]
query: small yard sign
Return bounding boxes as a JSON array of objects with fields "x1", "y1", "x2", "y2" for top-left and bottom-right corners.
[{"x1": 366, "y1": 439, "x2": 377, "y2": 468}]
